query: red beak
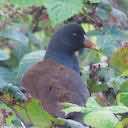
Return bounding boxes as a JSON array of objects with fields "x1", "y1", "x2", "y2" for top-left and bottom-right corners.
[{"x1": 83, "y1": 35, "x2": 96, "y2": 49}]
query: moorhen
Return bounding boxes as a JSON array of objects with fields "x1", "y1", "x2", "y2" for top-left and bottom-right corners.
[{"x1": 22, "y1": 23, "x2": 96, "y2": 122}]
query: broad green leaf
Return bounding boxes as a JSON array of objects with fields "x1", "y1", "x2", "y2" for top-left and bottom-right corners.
[
  {"x1": 84, "y1": 110, "x2": 118, "y2": 128},
  {"x1": 0, "y1": 67, "x2": 15, "y2": 82},
  {"x1": 0, "y1": 28, "x2": 29, "y2": 60},
  {"x1": 119, "y1": 81, "x2": 128, "y2": 93},
  {"x1": 44, "y1": 0, "x2": 84, "y2": 25},
  {"x1": 86, "y1": 0, "x2": 101, "y2": 4},
  {"x1": 62, "y1": 98, "x2": 128, "y2": 116},
  {"x1": 117, "y1": 0, "x2": 128, "y2": 14},
  {"x1": 86, "y1": 97, "x2": 101, "y2": 108},
  {"x1": 80, "y1": 49, "x2": 101, "y2": 65},
  {"x1": 85, "y1": 97, "x2": 128, "y2": 114},
  {"x1": 62, "y1": 102, "x2": 83, "y2": 115},
  {"x1": 0, "y1": 50, "x2": 10, "y2": 61},
  {"x1": 0, "y1": 0, "x2": 5, "y2": 4},
  {"x1": 13, "y1": 99, "x2": 54, "y2": 128},
  {"x1": 17, "y1": 50, "x2": 45, "y2": 81},
  {"x1": 98, "y1": 67, "x2": 115, "y2": 82},
  {"x1": 108, "y1": 76, "x2": 126, "y2": 91},
  {"x1": 83, "y1": 97, "x2": 102, "y2": 113},
  {"x1": 0, "y1": 30, "x2": 28, "y2": 44},
  {"x1": 85, "y1": 105, "x2": 128, "y2": 114},
  {"x1": 0, "y1": 77, "x2": 8, "y2": 91},
  {"x1": 117, "y1": 92, "x2": 128, "y2": 106},
  {"x1": 10, "y1": 40, "x2": 29, "y2": 61},
  {"x1": 87, "y1": 79, "x2": 107, "y2": 93},
  {"x1": 10, "y1": 0, "x2": 46, "y2": 7},
  {"x1": 88, "y1": 27, "x2": 128, "y2": 57},
  {"x1": 96, "y1": 2, "x2": 112, "y2": 21},
  {"x1": 104, "y1": 106, "x2": 128, "y2": 114}
]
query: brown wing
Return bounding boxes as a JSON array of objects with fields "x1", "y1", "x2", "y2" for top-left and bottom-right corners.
[{"x1": 21, "y1": 59, "x2": 89, "y2": 117}]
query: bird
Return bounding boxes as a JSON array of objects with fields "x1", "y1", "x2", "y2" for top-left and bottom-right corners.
[{"x1": 21, "y1": 23, "x2": 96, "y2": 122}]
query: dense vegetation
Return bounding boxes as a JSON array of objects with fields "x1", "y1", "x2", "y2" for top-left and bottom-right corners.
[{"x1": 0, "y1": 0, "x2": 128, "y2": 127}]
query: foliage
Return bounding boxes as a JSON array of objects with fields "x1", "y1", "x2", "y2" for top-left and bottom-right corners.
[
  {"x1": 0, "y1": 0, "x2": 128, "y2": 128},
  {"x1": 17, "y1": 50, "x2": 45, "y2": 81},
  {"x1": 63, "y1": 97, "x2": 128, "y2": 128},
  {"x1": 44, "y1": 0, "x2": 84, "y2": 25},
  {"x1": 10, "y1": 0, "x2": 46, "y2": 7}
]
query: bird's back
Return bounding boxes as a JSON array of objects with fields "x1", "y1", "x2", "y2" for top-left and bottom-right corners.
[{"x1": 22, "y1": 59, "x2": 89, "y2": 117}]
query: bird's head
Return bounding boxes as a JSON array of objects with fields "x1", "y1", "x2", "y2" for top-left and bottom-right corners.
[{"x1": 47, "y1": 23, "x2": 96, "y2": 54}]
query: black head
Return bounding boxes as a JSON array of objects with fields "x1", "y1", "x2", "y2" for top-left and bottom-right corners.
[
  {"x1": 46, "y1": 23, "x2": 95, "y2": 54},
  {"x1": 44, "y1": 23, "x2": 96, "y2": 73}
]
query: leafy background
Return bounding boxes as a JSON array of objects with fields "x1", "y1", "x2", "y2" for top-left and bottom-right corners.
[{"x1": 0, "y1": 0, "x2": 128, "y2": 128}]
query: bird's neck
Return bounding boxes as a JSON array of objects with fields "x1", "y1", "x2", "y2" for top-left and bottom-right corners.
[{"x1": 44, "y1": 49, "x2": 80, "y2": 73}]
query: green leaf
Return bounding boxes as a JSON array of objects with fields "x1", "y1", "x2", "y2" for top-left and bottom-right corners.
[
  {"x1": 104, "y1": 106, "x2": 128, "y2": 114},
  {"x1": 0, "y1": 0, "x2": 5, "y2": 4},
  {"x1": 0, "y1": 30, "x2": 28, "y2": 44},
  {"x1": 87, "y1": 0, "x2": 101, "y2": 4},
  {"x1": 62, "y1": 102, "x2": 83, "y2": 115},
  {"x1": 62, "y1": 98, "x2": 128, "y2": 117},
  {"x1": 117, "y1": 92, "x2": 128, "y2": 106},
  {"x1": 10, "y1": 40, "x2": 29, "y2": 61},
  {"x1": 108, "y1": 76, "x2": 126, "y2": 92},
  {"x1": 84, "y1": 97, "x2": 102, "y2": 113},
  {"x1": 89, "y1": 27, "x2": 128, "y2": 57},
  {"x1": 0, "y1": 67, "x2": 15, "y2": 83},
  {"x1": 86, "y1": 97, "x2": 101, "y2": 108},
  {"x1": 80, "y1": 49, "x2": 101, "y2": 65},
  {"x1": 117, "y1": 0, "x2": 128, "y2": 14},
  {"x1": 87, "y1": 79, "x2": 107, "y2": 93},
  {"x1": 98, "y1": 67, "x2": 115, "y2": 82},
  {"x1": 0, "y1": 28, "x2": 29, "y2": 60},
  {"x1": 44, "y1": 0, "x2": 84, "y2": 25},
  {"x1": 84, "y1": 110, "x2": 118, "y2": 128},
  {"x1": 10, "y1": 0, "x2": 46, "y2": 7},
  {"x1": 84, "y1": 97, "x2": 128, "y2": 114},
  {"x1": 119, "y1": 81, "x2": 128, "y2": 93},
  {"x1": 0, "y1": 50, "x2": 10, "y2": 61},
  {"x1": 96, "y1": 3, "x2": 112, "y2": 21},
  {"x1": 0, "y1": 77, "x2": 8, "y2": 91},
  {"x1": 13, "y1": 99, "x2": 54, "y2": 128},
  {"x1": 17, "y1": 50, "x2": 45, "y2": 81}
]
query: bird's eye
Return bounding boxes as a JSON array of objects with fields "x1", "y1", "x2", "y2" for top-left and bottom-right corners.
[{"x1": 72, "y1": 33, "x2": 77, "y2": 36}]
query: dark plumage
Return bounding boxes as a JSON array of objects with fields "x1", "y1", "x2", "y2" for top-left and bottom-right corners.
[{"x1": 22, "y1": 23, "x2": 96, "y2": 122}]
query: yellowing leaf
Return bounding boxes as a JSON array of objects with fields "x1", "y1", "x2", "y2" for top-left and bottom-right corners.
[{"x1": 110, "y1": 47, "x2": 128, "y2": 73}]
